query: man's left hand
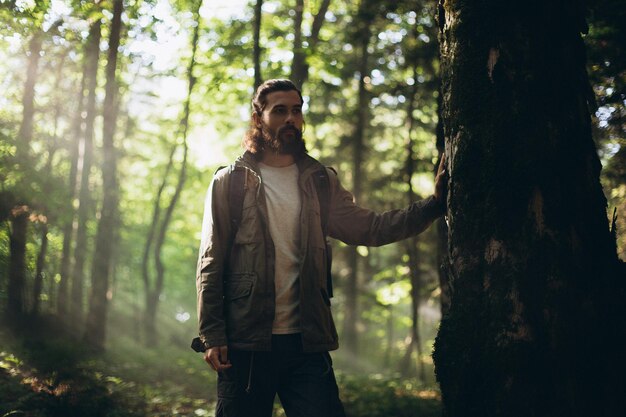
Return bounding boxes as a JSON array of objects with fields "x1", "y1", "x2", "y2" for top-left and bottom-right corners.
[{"x1": 434, "y1": 153, "x2": 448, "y2": 208}]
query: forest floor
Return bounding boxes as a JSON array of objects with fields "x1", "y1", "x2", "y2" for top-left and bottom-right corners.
[{"x1": 0, "y1": 320, "x2": 441, "y2": 417}]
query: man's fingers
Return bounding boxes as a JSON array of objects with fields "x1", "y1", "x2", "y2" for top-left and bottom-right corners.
[
  {"x1": 437, "y1": 153, "x2": 447, "y2": 176},
  {"x1": 203, "y1": 346, "x2": 232, "y2": 372},
  {"x1": 204, "y1": 350, "x2": 217, "y2": 371}
]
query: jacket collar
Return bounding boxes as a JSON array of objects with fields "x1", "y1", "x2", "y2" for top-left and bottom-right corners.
[{"x1": 236, "y1": 151, "x2": 322, "y2": 179}]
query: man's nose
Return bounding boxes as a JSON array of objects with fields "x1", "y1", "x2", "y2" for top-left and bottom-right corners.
[{"x1": 285, "y1": 112, "x2": 294, "y2": 124}]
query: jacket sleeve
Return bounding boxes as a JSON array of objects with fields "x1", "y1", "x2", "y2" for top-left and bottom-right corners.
[
  {"x1": 327, "y1": 168, "x2": 445, "y2": 247},
  {"x1": 196, "y1": 169, "x2": 230, "y2": 348}
]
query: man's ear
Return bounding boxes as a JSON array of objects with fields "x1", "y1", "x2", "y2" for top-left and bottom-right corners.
[{"x1": 252, "y1": 112, "x2": 262, "y2": 128}]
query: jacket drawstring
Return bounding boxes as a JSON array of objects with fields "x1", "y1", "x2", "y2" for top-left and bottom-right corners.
[{"x1": 245, "y1": 352, "x2": 255, "y2": 394}]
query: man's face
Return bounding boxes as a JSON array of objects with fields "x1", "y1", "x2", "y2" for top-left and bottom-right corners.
[{"x1": 255, "y1": 90, "x2": 304, "y2": 155}]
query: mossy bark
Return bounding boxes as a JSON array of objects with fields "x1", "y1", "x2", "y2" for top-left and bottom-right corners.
[{"x1": 433, "y1": 1, "x2": 625, "y2": 416}]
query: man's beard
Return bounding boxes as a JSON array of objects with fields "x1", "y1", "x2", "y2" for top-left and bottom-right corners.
[{"x1": 261, "y1": 124, "x2": 306, "y2": 156}]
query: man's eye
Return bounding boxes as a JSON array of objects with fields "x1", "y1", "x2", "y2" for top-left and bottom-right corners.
[
  {"x1": 293, "y1": 109, "x2": 302, "y2": 114},
  {"x1": 274, "y1": 108, "x2": 286, "y2": 114}
]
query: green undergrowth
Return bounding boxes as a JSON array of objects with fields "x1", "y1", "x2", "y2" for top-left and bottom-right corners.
[
  {"x1": 338, "y1": 373, "x2": 441, "y2": 417},
  {"x1": 0, "y1": 322, "x2": 215, "y2": 417},
  {"x1": 0, "y1": 322, "x2": 441, "y2": 417}
]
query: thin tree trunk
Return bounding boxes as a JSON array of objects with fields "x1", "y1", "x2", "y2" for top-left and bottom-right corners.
[
  {"x1": 84, "y1": 0, "x2": 123, "y2": 350},
  {"x1": 399, "y1": 62, "x2": 426, "y2": 380},
  {"x1": 253, "y1": 0, "x2": 263, "y2": 90},
  {"x1": 384, "y1": 304, "x2": 393, "y2": 367},
  {"x1": 70, "y1": 17, "x2": 102, "y2": 324},
  {"x1": 290, "y1": 0, "x2": 304, "y2": 87},
  {"x1": 145, "y1": 0, "x2": 201, "y2": 341},
  {"x1": 58, "y1": 62, "x2": 86, "y2": 318},
  {"x1": 343, "y1": 16, "x2": 371, "y2": 354},
  {"x1": 8, "y1": 206, "x2": 29, "y2": 318},
  {"x1": 7, "y1": 25, "x2": 46, "y2": 320},
  {"x1": 32, "y1": 220, "x2": 48, "y2": 315},
  {"x1": 433, "y1": 2, "x2": 625, "y2": 416},
  {"x1": 8, "y1": 26, "x2": 45, "y2": 318},
  {"x1": 17, "y1": 31, "x2": 43, "y2": 156},
  {"x1": 290, "y1": 0, "x2": 331, "y2": 89},
  {"x1": 142, "y1": 145, "x2": 176, "y2": 341}
]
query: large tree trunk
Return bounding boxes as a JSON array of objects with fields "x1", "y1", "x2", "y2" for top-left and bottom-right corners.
[
  {"x1": 84, "y1": 0, "x2": 123, "y2": 350},
  {"x1": 70, "y1": 18, "x2": 102, "y2": 324},
  {"x1": 253, "y1": 0, "x2": 263, "y2": 90},
  {"x1": 343, "y1": 15, "x2": 371, "y2": 355},
  {"x1": 433, "y1": 2, "x2": 625, "y2": 416}
]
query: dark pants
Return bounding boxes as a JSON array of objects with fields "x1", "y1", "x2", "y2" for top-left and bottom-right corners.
[{"x1": 215, "y1": 334, "x2": 345, "y2": 417}]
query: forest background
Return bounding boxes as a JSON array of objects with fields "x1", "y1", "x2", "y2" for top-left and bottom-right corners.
[{"x1": 0, "y1": 0, "x2": 624, "y2": 416}]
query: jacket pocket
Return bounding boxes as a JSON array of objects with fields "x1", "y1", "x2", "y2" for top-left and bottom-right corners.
[
  {"x1": 224, "y1": 273, "x2": 254, "y2": 300},
  {"x1": 224, "y1": 273, "x2": 257, "y2": 342}
]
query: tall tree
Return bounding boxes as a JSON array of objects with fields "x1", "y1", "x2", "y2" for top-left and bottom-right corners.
[
  {"x1": 253, "y1": 0, "x2": 263, "y2": 90},
  {"x1": 7, "y1": 13, "x2": 48, "y2": 318},
  {"x1": 32, "y1": 216, "x2": 48, "y2": 315},
  {"x1": 290, "y1": 0, "x2": 332, "y2": 89},
  {"x1": 142, "y1": 0, "x2": 201, "y2": 343},
  {"x1": 399, "y1": 61, "x2": 426, "y2": 381},
  {"x1": 84, "y1": 0, "x2": 124, "y2": 349},
  {"x1": 343, "y1": 1, "x2": 374, "y2": 354},
  {"x1": 16, "y1": 30, "x2": 43, "y2": 156},
  {"x1": 7, "y1": 206, "x2": 28, "y2": 317},
  {"x1": 70, "y1": 16, "x2": 102, "y2": 324},
  {"x1": 57, "y1": 62, "x2": 86, "y2": 318},
  {"x1": 433, "y1": 1, "x2": 625, "y2": 416}
]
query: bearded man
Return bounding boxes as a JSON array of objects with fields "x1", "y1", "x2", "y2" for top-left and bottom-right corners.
[{"x1": 196, "y1": 79, "x2": 447, "y2": 417}]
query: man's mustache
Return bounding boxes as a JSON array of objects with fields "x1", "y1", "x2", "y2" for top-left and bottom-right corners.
[{"x1": 277, "y1": 125, "x2": 301, "y2": 135}]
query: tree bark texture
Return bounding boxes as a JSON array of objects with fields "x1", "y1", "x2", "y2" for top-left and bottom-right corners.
[
  {"x1": 85, "y1": 0, "x2": 123, "y2": 349},
  {"x1": 433, "y1": 2, "x2": 625, "y2": 416},
  {"x1": 71, "y1": 18, "x2": 102, "y2": 324},
  {"x1": 435, "y1": 83, "x2": 450, "y2": 315}
]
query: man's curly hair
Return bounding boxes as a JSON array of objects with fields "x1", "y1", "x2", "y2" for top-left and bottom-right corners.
[{"x1": 243, "y1": 79, "x2": 304, "y2": 154}]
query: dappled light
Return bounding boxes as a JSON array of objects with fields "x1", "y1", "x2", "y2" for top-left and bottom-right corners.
[{"x1": 1, "y1": 0, "x2": 624, "y2": 416}]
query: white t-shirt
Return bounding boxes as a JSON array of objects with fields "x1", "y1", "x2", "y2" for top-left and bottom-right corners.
[{"x1": 258, "y1": 162, "x2": 302, "y2": 334}]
